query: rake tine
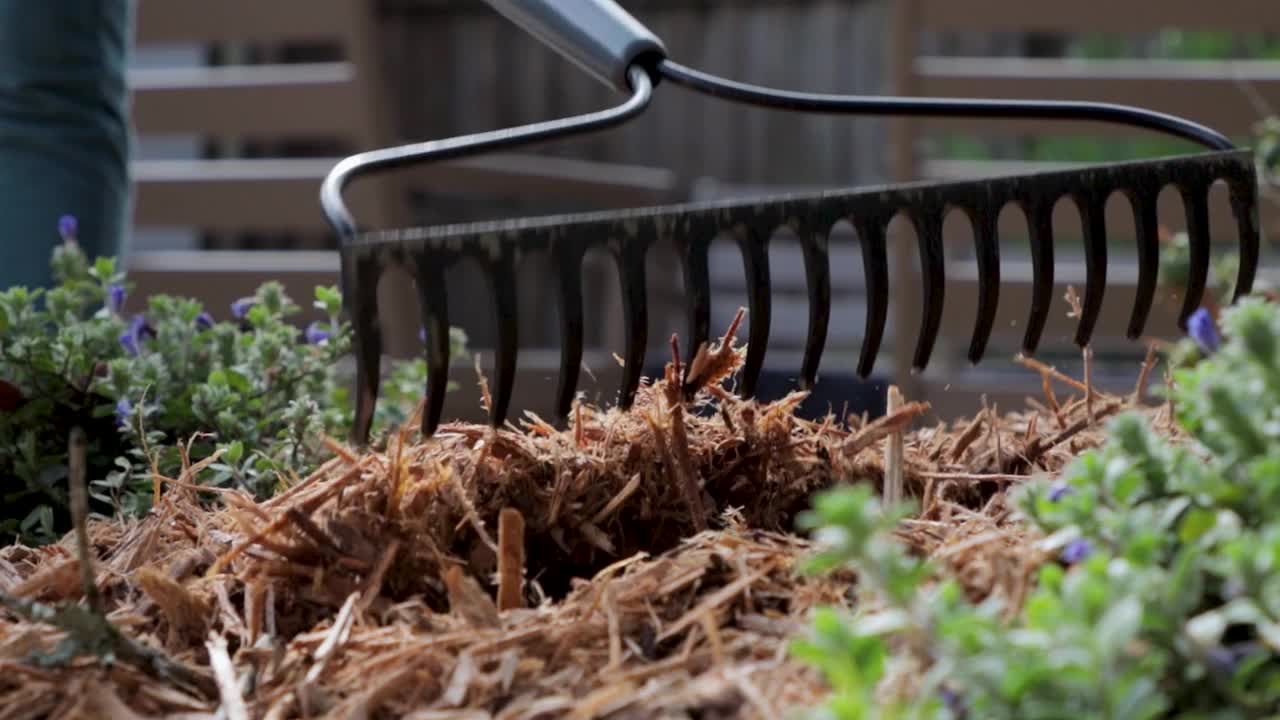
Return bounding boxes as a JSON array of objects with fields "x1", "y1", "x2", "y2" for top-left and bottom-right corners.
[
  {"x1": 910, "y1": 204, "x2": 946, "y2": 371},
  {"x1": 1075, "y1": 191, "x2": 1109, "y2": 347},
  {"x1": 1022, "y1": 198, "x2": 1056, "y2": 355},
  {"x1": 488, "y1": 253, "x2": 520, "y2": 428},
  {"x1": 1228, "y1": 176, "x2": 1261, "y2": 302},
  {"x1": 1178, "y1": 180, "x2": 1213, "y2": 329},
  {"x1": 554, "y1": 245, "x2": 585, "y2": 424},
  {"x1": 414, "y1": 254, "x2": 452, "y2": 437},
  {"x1": 968, "y1": 204, "x2": 1001, "y2": 364},
  {"x1": 347, "y1": 252, "x2": 384, "y2": 447},
  {"x1": 737, "y1": 223, "x2": 772, "y2": 397},
  {"x1": 678, "y1": 230, "x2": 712, "y2": 382},
  {"x1": 616, "y1": 237, "x2": 648, "y2": 410},
  {"x1": 799, "y1": 226, "x2": 830, "y2": 389},
  {"x1": 1127, "y1": 184, "x2": 1160, "y2": 340},
  {"x1": 855, "y1": 216, "x2": 889, "y2": 378}
]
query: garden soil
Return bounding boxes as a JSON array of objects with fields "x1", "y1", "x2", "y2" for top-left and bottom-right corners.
[{"x1": 0, "y1": 311, "x2": 1177, "y2": 719}]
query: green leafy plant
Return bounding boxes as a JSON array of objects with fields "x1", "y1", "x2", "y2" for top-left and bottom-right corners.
[
  {"x1": 0, "y1": 222, "x2": 468, "y2": 545},
  {"x1": 792, "y1": 296, "x2": 1280, "y2": 718}
]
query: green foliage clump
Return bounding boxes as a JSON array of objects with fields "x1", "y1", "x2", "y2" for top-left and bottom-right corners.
[
  {"x1": 0, "y1": 233, "x2": 467, "y2": 546},
  {"x1": 792, "y1": 296, "x2": 1280, "y2": 719}
]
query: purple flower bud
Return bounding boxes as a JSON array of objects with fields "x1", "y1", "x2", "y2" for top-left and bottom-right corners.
[
  {"x1": 1060, "y1": 538, "x2": 1093, "y2": 564},
  {"x1": 1207, "y1": 642, "x2": 1260, "y2": 678},
  {"x1": 230, "y1": 298, "x2": 254, "y2": 319},
  {"x1": 419, "y1": 326, "x2": 427, "y2": 344},
  {"x1": 118, "y1": 329, "x2": 139, "y2": 356},
  {"x1": 1187, "y1": 307, "x2": 1220, "y2": 354},
  {"x1": 1048, "y1": 481, "x2": 1074, "y2": 502},
  {"x1": 1207, "y1": 646, "x2": 1238, "y2": 677},
  {"x1": 114, "y1": 397, "x2": 132, "y2": 428},
  {"x1": 195, "y1": 311, "x2": 215, "y2": 331},
  {"x1": 130, "y1": 314, "x2": 156, "y2": 340},
  {"x1": 58, "y1": 215, "x2": 78, "y2": 243},
  {"x1": 118, "y1": 315, "x2": 155, "y2": 356},
  {"x1": 107, "y1": 284, "x2": 126, "y2": 313},
  {"x1": 939, "y1": 686, "x2": 967, "y2": 717},
  {"x1": 305, "y1": 321, "x2": 331, "y2": 345}
]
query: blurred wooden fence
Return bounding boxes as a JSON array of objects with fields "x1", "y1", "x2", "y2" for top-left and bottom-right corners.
[{"x1": 124, "y1": 0, "x2": 1279, "y2": 425}]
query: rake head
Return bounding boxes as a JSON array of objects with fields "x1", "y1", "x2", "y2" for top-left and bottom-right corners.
[{"x1": 320, "y1": 1, "x2": 1263, "y2": 447}]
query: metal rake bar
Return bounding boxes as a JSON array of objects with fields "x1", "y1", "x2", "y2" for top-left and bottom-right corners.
[{"x1": 341, "y1": 149, "x2": 1259, "y2": 442}]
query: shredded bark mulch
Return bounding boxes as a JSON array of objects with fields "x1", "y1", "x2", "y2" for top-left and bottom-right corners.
[{"x1": 0, "y1": 307, "x2": 1176, "y2": 719}]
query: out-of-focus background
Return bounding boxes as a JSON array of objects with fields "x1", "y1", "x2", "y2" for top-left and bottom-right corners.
[{"x1": 125, "y1": 0, "x2": 1279, "y2": 426}]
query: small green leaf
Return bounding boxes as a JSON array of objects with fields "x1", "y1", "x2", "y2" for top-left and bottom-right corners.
[
  {"x1": 223, "y1": 440, "x2": 244, "y2": 465},
  {"x1": 246, "y1": 304, "x2": 268, "y2": 326},
  {"x1": 1186, "y1": 608, "x2": 1230, "y2": 649},
  {"x1": 92, "y1": 256, "x2": 116, "y2": 280},
  {"x1": 1179, "y1": 508, "x2": 1217, "y2": 544},
  {"x1": 223, "y1": 368, "x2": 253, "y2": 394},
  {"x1": 1097, "y1": 595, "x2": 1143, "y2": 656},
  {"x1": 20, "y1": 505, "x2": 52, "y2": 535}
]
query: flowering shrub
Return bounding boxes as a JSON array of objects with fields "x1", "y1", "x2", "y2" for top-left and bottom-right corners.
[
  {"x1": 0, "y1": 220, "x2": 467, "y2": 545},
  {"x1": 791, "y1": 296, "x2": 1280, "y2": 718}
]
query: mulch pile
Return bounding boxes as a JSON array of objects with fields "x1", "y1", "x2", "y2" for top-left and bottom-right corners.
[{"x1": 0, "y1": 309, "x2": 1177, "y2": 719}]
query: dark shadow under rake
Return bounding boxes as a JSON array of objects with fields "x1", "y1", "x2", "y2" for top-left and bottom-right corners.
[{"x1": 321, "y1": 0, "x2": 1262, "y2": 447}]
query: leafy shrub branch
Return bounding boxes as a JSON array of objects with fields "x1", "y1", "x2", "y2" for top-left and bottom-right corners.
[
  {"x1": 791, "y1": 294, "x2": 1280, "y2": 718},
  {"x1": 0, "y1": 225, "x2": 468, "y2": 545}
]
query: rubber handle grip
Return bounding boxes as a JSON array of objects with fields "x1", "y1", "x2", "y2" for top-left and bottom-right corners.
[{"x1": 482, "y1": 0, "x2": 666, "y2": 92}]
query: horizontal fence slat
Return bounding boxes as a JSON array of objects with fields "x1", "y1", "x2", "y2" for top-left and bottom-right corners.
[
  {"x1": 125, "y1": 251, "x2": 339, "y2": 323},
  {"x1": 130, "y1": 64, "x2": 360, "y2": 138},
  {"x1": 133, "y1": 161, "x2": 339, "y2": 230},
  {"x1": 913, "y1": 58, "x2": 1280, "y2": 140},
  {"x1": 132, "y1": 155, "x2": 684, "y2": 231},
  {"x1": 917, "y1": 0, "x2": 1280, "y2": 33},
  {"x1": 134, "y1": 0, "x2": 357, "y2": 44}
]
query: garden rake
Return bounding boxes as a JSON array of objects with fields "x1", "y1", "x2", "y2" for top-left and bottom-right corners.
[{"x1": 321, "y1": 0, "x2": 1263, "y2": 447}]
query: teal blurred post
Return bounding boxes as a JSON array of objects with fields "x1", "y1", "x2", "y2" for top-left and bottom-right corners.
[{"x1": 0, "y1": 0, "x2": 134, "y2": 290}]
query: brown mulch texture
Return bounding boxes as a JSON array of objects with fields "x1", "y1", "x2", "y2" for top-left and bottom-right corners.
[{"x1": 0, "y1": 309, "x2": 1176, "y2": 719}]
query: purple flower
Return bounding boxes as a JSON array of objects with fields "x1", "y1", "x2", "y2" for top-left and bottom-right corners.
[
  {"x1": 1187, "y1": 307, "x2": 1220, "y2": 355},
  {"x1": 195, "y1": 311, "x2": 215, "y2": 331},
  {"x1": 1048, "y1": 481, "x2": 1074, "y2": 502},
  {"x1": 1060, "y1": 538, "x2": 1093, "y2": 564},
  {"x1": 132, "y1": 314, "x2": 156, "y2": 340},
  {"x1": 1207, "y1": 647, "x2": 1237, "y2": 676},
  {"x1": 230, "y1": 298, "x2": 254, "y2": 320},
  {"x1": 1207, "y1": 643, "x2": 1260, "y2": 678},
  {"x1": 58, "y1": 215, "x2": 78, "y2": 243},
  {"x1": 305, "y1": 321, "x2": 331, "y2": 345},
  {"x1": 118, "y1": 315, "x2": 156, "y2": 356},
  {"x1": 419, "y1": 326, "x2": 427, "y2": 344},
  {"x1": 118, "y1": 329, "x2": 139, "y2": 356},
  {"x1": 939, "y1": 686, "x2": 967, "y2": 717},
  {"x1": 114, "y1": 397, "x2": 132, "y2": 428},
  {"x1": 107, "y1": 284, "x2": 126, "y2": 314}
]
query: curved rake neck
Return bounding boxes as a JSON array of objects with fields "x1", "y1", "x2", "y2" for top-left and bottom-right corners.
[
  {"x1": 321, "y1": 55, "x2": 1238, "y2": 246},
  {"x1": 319, "y1": 65, "x2": 655, "y2": 246},
  {"x1": 653, "y1": 59, "x2": 1235, "y2": 153}
]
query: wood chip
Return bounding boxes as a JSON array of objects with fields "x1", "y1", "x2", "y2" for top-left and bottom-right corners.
[
  {"x1": 883, "y1": 385, "x2": 906, "y2": 505},
  {"x1": 497, "y1": 508, "x2": 525, "y2": 612}
]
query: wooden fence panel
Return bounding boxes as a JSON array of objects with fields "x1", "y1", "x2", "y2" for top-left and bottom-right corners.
[{"x1": 377, "y1": 0, "x2": 892, "y2": 191}]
